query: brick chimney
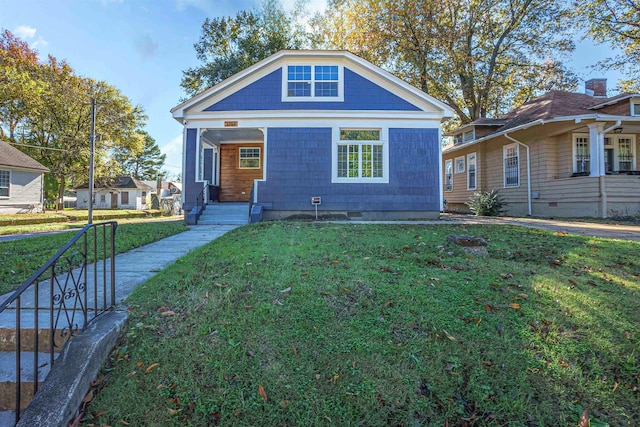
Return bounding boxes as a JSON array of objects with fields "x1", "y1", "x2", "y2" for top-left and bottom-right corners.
[{"x1": 585, "y1": 78, "x2": 607, "y2": 97}]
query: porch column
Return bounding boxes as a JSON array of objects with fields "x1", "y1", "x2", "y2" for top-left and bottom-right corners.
[{"x1": 588, "y1": 122, "x2": 605, "y2": 176}]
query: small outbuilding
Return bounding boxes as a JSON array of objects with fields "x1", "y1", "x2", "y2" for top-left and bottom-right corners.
[{"x1": 75, "y1": 176, "x2": 153, "y2": 210}]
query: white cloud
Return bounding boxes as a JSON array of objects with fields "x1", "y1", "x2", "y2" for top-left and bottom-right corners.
[
  {"x1": 32, "y1": 37, "x2": 48, "y2": 49},
  {"x1": 14, "y1": 25, "x2": 37, "y2": 39},
  {"x1": 160, "y1": 133, "x2": 183, "y2": 176}
]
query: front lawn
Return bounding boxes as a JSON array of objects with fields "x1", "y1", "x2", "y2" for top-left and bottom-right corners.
[
  {"x1": 0, "y1": 220, "x2": 188, "y2": 296},
  {"x1": 84, "y1": 223, "x2": 639, "y2": 426}
]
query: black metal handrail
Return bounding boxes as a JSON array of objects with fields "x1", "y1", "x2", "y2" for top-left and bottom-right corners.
[
  {"x1": 187, "y1": 182, "x2": 207, "y2": 225},
  {"x1": 0, "y1": 221, "x2": 117, "y2": 424}
]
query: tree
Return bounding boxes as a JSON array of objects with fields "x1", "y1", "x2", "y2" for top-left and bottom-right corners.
[
  {"x1": 311, "y1": 0, "x2": 578, "y2": 125},
  {"x1": 181, "y1": 0, "x2": 306, "y2": 97},
  {"x1": 0, "y1": 29, "x2": 45, "y2": 141},
  {"x1": 114, "y1": 130, "x2": 166, "y2": 180},
  {"x1": 574, "y1": 0, "x2": 640, "y2": 91}
]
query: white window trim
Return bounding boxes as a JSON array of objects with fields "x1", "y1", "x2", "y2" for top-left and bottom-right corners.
[
  {"x1": 503, "y1": 143, "x2": 520, "y2": 188},
  {"x1": 282, "y1": 64, "x2": 344, "y2": 102},
  {"x1": 444, "y1": 159, "x2": 453, "y2": 192},
  {"x1": 463, "y1": 129, "x2": 475, "y2": 143},
  {"x1": 331, "y1": 127, "x2": 389, "y2": 184},
  {"x1": 239, "y1": 147, "x2": 261, "y2": 169},
  {"x1": 0, "y1": 169, "x2": 9, "y2": 198},
  {"x1": 467, "y1": 152, "x2": 477, "y2": 190},
  {"x1": 631, "y1": 101, "x2": 640, "y2": 116},
  {"x1": 454, "y1": 156, "x2": 465, "y2": 174},
  {"x1": 573, "y1": 133, "x2": 636, "y2": 173}
]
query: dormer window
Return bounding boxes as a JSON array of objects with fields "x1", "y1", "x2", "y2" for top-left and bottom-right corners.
[
  {"x1": 463, "y1": 130, "x2": 475, "y2": 143},
  {"x1": 283, "y1": 65, "x2": 343, "y2": 101}
]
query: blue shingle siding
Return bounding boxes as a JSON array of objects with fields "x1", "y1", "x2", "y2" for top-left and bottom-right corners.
[
  {"x1": 205, "y1": 68, "x2": 421, "y2": 112},
  {"x1": 257, "y1": 127, "x2": 440, "y2": 212},
  {"x1": 203, "y1": 148, "x2": 214, "y2": 183},
  {"x1": 184, "y1": 129, "x2": 198, "y2": 211}
]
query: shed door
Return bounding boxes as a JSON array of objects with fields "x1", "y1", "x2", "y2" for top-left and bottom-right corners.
[
  {"x1": 219, "y1": 143, "x2": 263, "y2": 202},
  {"x1": 111, "y1": 193, "x2": 118, "y2": 208}
]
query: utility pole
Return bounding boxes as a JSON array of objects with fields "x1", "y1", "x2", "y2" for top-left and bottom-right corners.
[{"x1": 88, "y1": 97, "x2": 96, "y2": 224}]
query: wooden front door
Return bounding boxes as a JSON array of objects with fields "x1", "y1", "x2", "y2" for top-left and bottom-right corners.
[
  {"x1": 111, "y1": 192, "x2": 118, "y2": 208},
  {"x1": 219, "y1": 143, "x2": 263, "y2": 202}
]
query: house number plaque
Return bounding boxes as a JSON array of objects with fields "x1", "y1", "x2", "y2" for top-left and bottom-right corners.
[{"x1": 224, "y1": 121, "x2": 238, "y2": 127}]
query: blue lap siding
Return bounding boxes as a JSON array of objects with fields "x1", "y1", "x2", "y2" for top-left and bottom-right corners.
[
  {"x1": 205, "y1": 68, "x2": 421, "y2": 112},
  {"x1": 257, "y1": 128, "x2": 440, "y2": 212}
]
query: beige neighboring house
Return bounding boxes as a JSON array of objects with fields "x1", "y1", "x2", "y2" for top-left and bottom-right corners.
[
  {"x1": 442, "y1": 79, "x2": 640, "y2": 218},
  {"x1": 75, "y1": 176, "x2": 153, "y2": 210},
  {"x1": 0, "y1": 140, "x2": 49, "y2": 214}
]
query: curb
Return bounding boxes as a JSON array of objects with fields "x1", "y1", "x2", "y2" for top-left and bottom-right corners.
[{"x1": 16, "y1": 310, "x2": 128, "y2": 427}]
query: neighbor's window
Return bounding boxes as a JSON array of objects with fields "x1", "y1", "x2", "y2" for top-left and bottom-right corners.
[
  {"x1": 239, "y1": 147, "x2": 261, "y2": 169},
  {"x1": 467, "y1": 152, "x2": 477, "y2": 190},
  {"x1": 121, "y1": 191, "x2": 129, "y2": 205},
  {"x1": 285, "y1": 65, "x2": 341, "y2": 100},
  {"x1": 455, "y1": 156, "x2": 465, "y2": 174},
  {"x1": 503, "y1": 143, "x2": 520, "y2": 187},
  {"x1": 445, "y1": 159, "x2": 453, "y2": 192},
  {"x1": 618, "y1": 138, "x2": 633, "y2": 171},
  {"x1": 574, "y1": 136, "x2": 590, "y2": 173},
  {"x1": 337, "y1": 129, "x2": 383, "y2": 180},
  {"x1": 632, "y1": 102, "x2": 640, "y2": 116},
  {"x1": 463, "y1": 130, "x2": 475, "y2": 143},
  {"x1": 100, "y1": 194, "x2": 106, "y2": 203},
  {"x1": 0, "y1": 170, "x2": 9, "y2": 197}
]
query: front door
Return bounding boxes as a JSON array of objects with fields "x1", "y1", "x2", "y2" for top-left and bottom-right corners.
[
  {"x1": 219, "y1": 143, "x2": 263, "y2": 202},
  {"x1": 605, "y1": 148, "x2": 614, "y2": 173},
  {"x1": 111, "y1": 192, "x2": 118, "y2": 208}
]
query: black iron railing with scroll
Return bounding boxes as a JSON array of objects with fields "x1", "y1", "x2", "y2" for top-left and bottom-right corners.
[{"x1": 0, "y1": 221, "x2": 117, "y2": 423}]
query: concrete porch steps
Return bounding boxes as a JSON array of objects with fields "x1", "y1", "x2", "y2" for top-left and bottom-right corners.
[
  {"x1": 0, "y1": 351, "x2": 54, "y2": 412},
  {"x1": 198, "y1": 202, "x2": 249, "y2": 225}
]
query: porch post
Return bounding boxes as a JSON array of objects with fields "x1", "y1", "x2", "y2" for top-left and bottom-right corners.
[{"x1": 588, "y1": 123, "x2": 604, "y2": 176}]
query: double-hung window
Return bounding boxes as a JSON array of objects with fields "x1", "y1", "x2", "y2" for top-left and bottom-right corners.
[
  {"x1": 0, "y1": 170, "x2": 9, "y2": 197},
  {"x1": 334, "y1": 129, "x2": 387, "y2": 183},
  {"x1": 574, "y1": 136, "x2": 590, "y2": 173},
  {"x1": 503, "y1": 144, "x2": 520, "y2": 187},
  {"x1": 239, "y1": 147, "x2": 261, "y2": 169},
  {"x1": 467, "y1": 153, "x2": 477, "y2": 190},
  {"x1": 631, "y1": 102, "x2": 640, "y2": 116},
  {"x1": 444, "y1": 159, "x2": 453, "y2": 191},
  {"x1": 618, "y1": 138, "x2": 633, "y2": 171},
  {"x1": 284, "y1": 65, "x2": 342, "y2": 101}
]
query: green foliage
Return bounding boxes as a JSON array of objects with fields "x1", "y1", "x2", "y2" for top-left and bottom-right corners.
[
  {"x1": 84, "y1": 223, "x2": 638, "y2": 425},
  {"x1": 113, "y1": 130, "x2": 166, "y2": 180},
  {"x1": 181, "y1": 0, "x2": 305, "y2": 97},
  {"x1": 310, "y1": 0, "x2": 577, "y2": 124},
  {"x1": 573, "y1": 0, "x2": 640, "y2": 89},
  {"x1": 466, "y1": 189, "x2": 507, "y2": 216}
]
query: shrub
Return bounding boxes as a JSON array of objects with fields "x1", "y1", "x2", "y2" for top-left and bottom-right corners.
[{"x1": 466, "y1": 189, "x2": 507, "y2": 216}]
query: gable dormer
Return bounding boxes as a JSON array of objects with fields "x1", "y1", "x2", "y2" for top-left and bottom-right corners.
[{"x1": 444, "y1": 119, "x2": 507, "y2": 146}]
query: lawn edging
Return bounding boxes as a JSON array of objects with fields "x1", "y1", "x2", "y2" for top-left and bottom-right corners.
[{"x1": 17, "y1": 309, "x2": 128, "y2": 427}]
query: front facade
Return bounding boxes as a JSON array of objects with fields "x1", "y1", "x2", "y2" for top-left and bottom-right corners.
[
  {"x1": 0, "y1": 140, "x2": 49, "y2": 214},
  {"x1": 75, "y1": 176, "x2": 153, "y2": 210},
  {"x1": 172, "y1": 50, "x2": 453, "y2": 221},
  {"x1": 443, "y1": 80, "x2": 640, "y2": 218}
]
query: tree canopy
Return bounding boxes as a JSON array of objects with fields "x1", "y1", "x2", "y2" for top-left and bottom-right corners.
[
  {"x1": 0, "y1": 29, "x2": 147, "y2": 209},
  {"x1": 114, "y1": 130, "x2": 166, "y2": 180},
  {"x1": 310, "y1": 0, "x2": 578, "y2": 125},
  {"x1": 180, "y1": 0, "x2": 305, "y2": 97}
]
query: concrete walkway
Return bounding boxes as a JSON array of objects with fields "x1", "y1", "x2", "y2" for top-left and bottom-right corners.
[{"x1": 1, "y1": 224, "x2": 239, "y2": 427}]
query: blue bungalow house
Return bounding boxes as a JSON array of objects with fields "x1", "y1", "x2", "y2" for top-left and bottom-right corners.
[{"x1": 171, "y1": 50, "x2": 453, "y2": 223}]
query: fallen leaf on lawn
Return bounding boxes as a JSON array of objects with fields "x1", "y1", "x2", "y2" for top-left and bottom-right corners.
[
  {"x1": 121, "y1": 421, "x2": 130, "y2": 426},
  {"x1": 82, "y1": 389, "x2": 94, "y2": 404},
  {"x1": 613, "y1": 381, "x2": 619, "y2": 392},
  {"x1": 331, "y1": 260, "x2": 339, "y2": 264},
  {"x1": 280, "y1": 287, "x2": 292, "y2": 293},
  {"x1": 553, "y1": 231, "x2": 568, "y2": 236},
  {"x1": 279, "y1": 400, "x2": 290, "y2": 408},
  {"x1": 258, "y1": 384, "x2": 267, "y2": 402},
  {"x1": 625, "y1": 330, "x2": 631, "y2": 339},
  {"x1": 145, "y1": 363, "x2": 160, "y2": 373},
  {"x1": 484, "y1": 304, "x2": 497, "y2": 311},
  {"x1": 157, "y1": 306, "x2": 168, "y2": 313},
  {"x1": 578, "y1": 407, "x2": 589, "y2": 427},
  {"x1": 272, "y1": 298, "x2": 284, "y2": 306},
  {"x1": 384, "y1": 301, "x2": 393, "y2": 307},
  {"x1": 430, "y1": 277, "x2": 441, "y2": 283},
  {"x1": 517, "y1": 293, "x2": 529, "y2": 299},
  {"x1": 558, "y1": 359, "x2": 569, "y2": 368},
  {"x1": 363, "y1": 256, "x2": 370, "y2": 260},
  {"x1": 161, "y1": 311, "x2": 176, "y2": 317},
  {"x1": 205, "y1": 291, "x2": 209, "y2": 298},
  {"x1": 443, "y1": 330, "x2": 457, "y2": 341},
  {"x1": 509, "y1": 303, "x2": 521, "y2": 309},
  {"x1": 475, "y1": 318, "x2": 482, "y2": 327},
  {"x1": 464, "y1": 277, "x2": 473, "y2": 281},
  {"x1": 500, "y1": 273, "x2": 514, "y2": 279},
  {"x1": 214, "y1": 283, "x2": 226, "y2": 288},
  {"x1": 315, "y1": 374, "x2": 321, "y2": 380},
  {"x1": 136, "y1": 361, "x2": 143, "y2": 367},
  {"x1": 301, "y1": 273, "x2": 308, "y2": 277},
  {"x1": 444, "y1": 363, "x2": 455, "y2": 371},
  {"x1": 168, "y1": 408, "x2": 182, "y2": 416},
  {"x1": 527, "y1": 367, "x2": 540, "y2": 373},
  {"x1": 568, "y1": 279, "x2": 577, "y2": 285}
]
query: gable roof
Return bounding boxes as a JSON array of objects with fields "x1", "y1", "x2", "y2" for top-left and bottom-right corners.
[
  {"x1": 75, "y1": 176, "x2": 153, "y2": 190},
  {"x1": 172, "y1": 50, "x2": 454, "y2": 120},
  {"x1": 0, "y1": 140, "x2": 50, "y2": 173}
]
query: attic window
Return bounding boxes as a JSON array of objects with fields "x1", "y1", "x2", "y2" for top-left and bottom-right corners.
[
  {"x1": 463, "y1": 130, "x2": 475, "y2": 143},
  {"x1": 632, "y1": 102, "x2": 640, "y2": 116},
  {"x1": 283, "y1": 65, "x2": 343, "y2": 102}
]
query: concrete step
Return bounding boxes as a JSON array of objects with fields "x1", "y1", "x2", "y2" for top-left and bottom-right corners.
[
  {"x1": 0, "y1": 351, "x2": 55, "y2": 412},
  {"x1": 0, "y1": 410, "x2": 16, "y2": 427},
  {"x1": 0, "y1": 328, "x2": 69, "y2": 353}
]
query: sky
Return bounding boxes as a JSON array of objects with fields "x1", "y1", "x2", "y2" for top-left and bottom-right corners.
[{"x1": 0, "y1": 0, "x2": 623, "y2": 178}]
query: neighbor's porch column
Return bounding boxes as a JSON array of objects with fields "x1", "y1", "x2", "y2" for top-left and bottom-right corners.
[{"x1": 588, "y1": 122, "x2": 605, "y2": 176}]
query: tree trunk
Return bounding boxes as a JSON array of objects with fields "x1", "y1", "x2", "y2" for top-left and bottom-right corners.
[{"x1": 57, "y1": 175, "x2": 65, "y2": 211}]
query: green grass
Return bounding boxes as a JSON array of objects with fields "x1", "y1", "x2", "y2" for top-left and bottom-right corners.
[
  {"x1": 0, "y1": 220, "x2": 188, "y2": 295},
  {"x1": 83, "y1": 223, "x2": 639, "y2": 426}
]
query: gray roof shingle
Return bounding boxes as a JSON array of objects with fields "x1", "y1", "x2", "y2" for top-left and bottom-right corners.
[{"x1": 0, "y1": 140, "x2": 50, "y2": 173}]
